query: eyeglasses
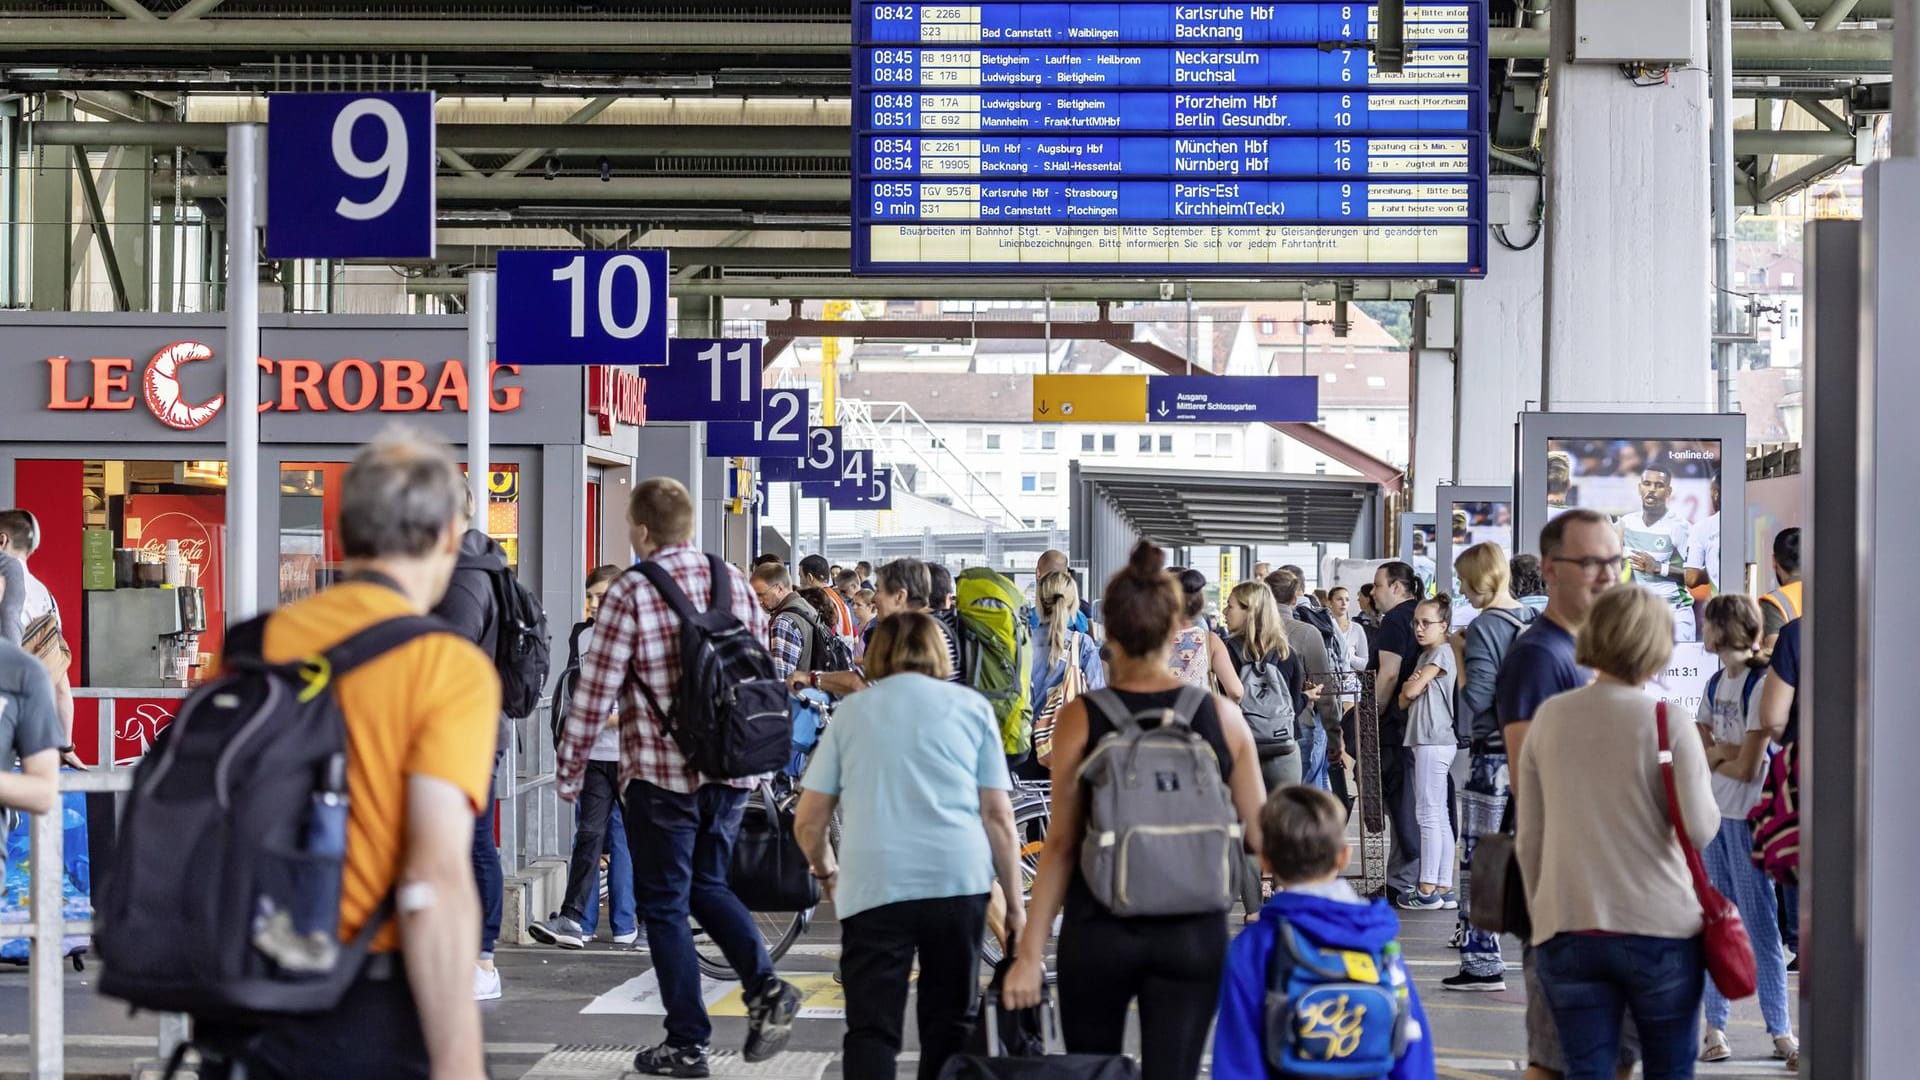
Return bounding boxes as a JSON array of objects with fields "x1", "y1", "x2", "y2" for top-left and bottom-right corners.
[
  {"x1": 1550, "y1": 555, "x2": 1625, "y2": 576},
  {"x1": 1413, "y1": 619, "x2": 1449, "y2": 629}
]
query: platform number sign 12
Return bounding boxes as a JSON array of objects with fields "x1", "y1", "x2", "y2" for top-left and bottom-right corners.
[
  {"x1": 267, "y1": 91, "x2": 437, "y2": 259},
  {"x1": 496, "y1": 250, "x2": 670, "y2": 366},
  {"x1": 708, "y1": 389, "x2": 810, "y2": 457}
]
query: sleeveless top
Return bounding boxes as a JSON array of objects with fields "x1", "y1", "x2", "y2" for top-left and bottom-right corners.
[{"x1": 1171, "y1": 622, "x2": 1212, "y2": 688}]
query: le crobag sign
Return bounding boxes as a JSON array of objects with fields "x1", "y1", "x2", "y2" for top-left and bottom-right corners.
[{"x1": 46, "y1": 340, "x2": 526, "y2": 432}]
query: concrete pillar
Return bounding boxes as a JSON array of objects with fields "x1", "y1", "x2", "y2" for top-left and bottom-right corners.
[
  {"x1": 1457, "y1": 175, "x2": 1547, "y2": 483},
  {"x1": 1408, "y1": 291, "x2": 1457, "y2": 512},
  {"x1": 113, "y1": 144, "x2": 152, "y2": 311},
  {"x1": 1541, "y1": 1, "x2": 1713, "y2": 412}
]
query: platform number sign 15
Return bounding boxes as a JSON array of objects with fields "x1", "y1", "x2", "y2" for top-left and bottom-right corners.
[
  {"x1": 496, "y1": 250, "x2": 670, "y2": 366},
  {"x1": 267, "y1": 91, "x2": 437, "y2": 260}
]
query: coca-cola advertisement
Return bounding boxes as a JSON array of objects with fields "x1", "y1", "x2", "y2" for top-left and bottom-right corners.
[{"x1": 123, "y1": 493, "x2": 226, "y2": 661}]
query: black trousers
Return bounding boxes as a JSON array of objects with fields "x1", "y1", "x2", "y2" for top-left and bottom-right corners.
[
  {"x1": 560, "y1": 759, "x2": 622, "y2": 923},
  {"x1": 1057, "y1": 905, "x2": 1226, "y2": 1080},
  {"x1": 840, "y1": 894, "x2": 989, "y2": 1080},
  {"x1": 198, "y1": 957, "x2": 430, "y2": 1079},
  {"x1": 1330, "y1": 706, "x2": 1359, "y2": 817}
]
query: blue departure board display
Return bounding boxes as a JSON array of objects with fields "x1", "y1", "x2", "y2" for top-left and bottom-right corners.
[{"x1": 852, "y1": 2, "x2": 1488, "y2": 277}]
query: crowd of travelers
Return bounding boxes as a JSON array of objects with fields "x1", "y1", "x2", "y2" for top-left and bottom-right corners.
[{"x1": 0, "y1": 426, "x2": 1812, "y2": 1080}]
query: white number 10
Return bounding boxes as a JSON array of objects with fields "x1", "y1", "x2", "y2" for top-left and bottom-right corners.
[
  {"x1": 552, "y1": 254, "x2": 654, "y2": 340},
  {"x1": 331, "y1": 99, "x2": 409, "y2": 221}
]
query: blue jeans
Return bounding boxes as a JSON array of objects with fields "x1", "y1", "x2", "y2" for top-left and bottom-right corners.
[
  {"x1": 1299, "y1": 716, "x2": 1329, "y2": 792},
  {"x1": 1701, "y1": 818, "x2": 1791, "y2": 1036},
  {"x1": 1457, "y1": 752, "x2": 1508, "y2": 976},
  {"x1": 1535, "y1": 933, "x2": 1704, "y2": 1080},
  {"x1": 472, "y1": 773, "x2": 504, "y2": 957},
  {"x1": 625, "y1": 781, "x2": 776, "y2": 1048},
  {"x1": 580, "y1": 801, "x2": 637, "y2": 938}
]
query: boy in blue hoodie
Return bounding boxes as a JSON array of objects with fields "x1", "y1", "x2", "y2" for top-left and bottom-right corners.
[{"x1": 1214, "y1": 786, "x2": 1437, "y2": 1080}]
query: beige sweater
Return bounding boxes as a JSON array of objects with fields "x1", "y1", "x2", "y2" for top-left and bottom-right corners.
[{"x1": 1515, "y1": 681, "x2": 1720, "y2": 946}]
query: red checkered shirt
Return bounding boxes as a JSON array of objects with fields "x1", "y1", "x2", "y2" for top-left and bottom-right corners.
[{"x1": 557, "y1": 545, "x2": 772, "y2": 799}]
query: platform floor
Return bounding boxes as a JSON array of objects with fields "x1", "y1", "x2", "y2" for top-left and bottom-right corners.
[{"x1": 0, "y1": 904, "x2": 1797, "y2": 1079}]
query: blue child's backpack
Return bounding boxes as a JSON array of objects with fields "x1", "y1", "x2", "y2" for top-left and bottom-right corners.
[{"x1": 1264, "y1": 914, "x2": 1415, "y2": 1079}]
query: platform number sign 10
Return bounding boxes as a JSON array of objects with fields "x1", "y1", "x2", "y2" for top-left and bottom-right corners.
[
  {"x1": 267, "y1": 91, "x2": 437, "y2": 260},
  {"x1": 496, "y1": 250, "x2": 670, "y2": 366}
]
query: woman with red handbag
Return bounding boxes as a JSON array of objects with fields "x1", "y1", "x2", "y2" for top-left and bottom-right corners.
[{"x1": 1515, "y1": 585, "x2": 1732, "y2": 1079}]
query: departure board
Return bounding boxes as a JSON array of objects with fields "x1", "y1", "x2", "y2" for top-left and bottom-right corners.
[{"x1": 852, "y1": 2, "x2": 1488, "y2": 277}]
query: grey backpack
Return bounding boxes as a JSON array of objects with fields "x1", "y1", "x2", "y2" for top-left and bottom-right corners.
[
  {"x1": 1237, "y1": 654, "x2": 1298, "y2": 761},
  {"x1": 1077, "y1": 686, "x2": 1243, "y2": 917}
]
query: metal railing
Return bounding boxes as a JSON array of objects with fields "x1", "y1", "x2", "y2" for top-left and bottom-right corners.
[{"x1": 498, "y1": 704, "x2": 567, "y2": 878}]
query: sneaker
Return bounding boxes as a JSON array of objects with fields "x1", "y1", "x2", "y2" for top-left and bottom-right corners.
[
  {"x1": 633, "y1": 1042, "x2": 710, "y2": 1078},
  {"x1": 527, "y1": 915, "x2": 586, "y2": 950},
  {"x1": 1441, "y1": 971, "x2": 1506, "y2": 992},
  {"x1": 612, "y1": 929, "x2": 640, "y2": 946},
  {"x1": 1773, "y1": 1035, "x2": 1800, "y2": 1062},
  {"x1": 743, "y1": 977, "x2": 803, "y2": 1063},
  {"x1": 1438, "y1": 891, "x2": 1460, "y2": 910},
  {"x1": 1701, "y1": 1028, "x2": 1731, "y2": 1063},
  {"x1": 472, "y1": 963, "x2": 502, "y2": 1002},
  {"x1": 1786, "y1": 953, "x2": 1800, "y2": 973},
  {"x1": 1397, "y1": 891, "x2": 1446, "y2": 911},
  {"x1": 1448, "y1": 924, "x2": 1468, "y2": 949}
]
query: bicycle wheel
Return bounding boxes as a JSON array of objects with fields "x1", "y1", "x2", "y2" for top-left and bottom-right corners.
[
  {"x1": 980, "y1": 795, "x2": 1058, "y2": 982},
  {"x1": 694, "y1": 909, "x2": 808, "y2": 981}
]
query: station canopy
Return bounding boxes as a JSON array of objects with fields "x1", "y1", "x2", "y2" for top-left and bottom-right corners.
[{"x1": 1076, "y1": 467, "x2": 1376, "y2": 548}]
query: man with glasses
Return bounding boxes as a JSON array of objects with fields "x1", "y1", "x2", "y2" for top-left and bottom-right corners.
[{"x1": 1497, "y1": 508, "x2": 1638, "y2": 1080}]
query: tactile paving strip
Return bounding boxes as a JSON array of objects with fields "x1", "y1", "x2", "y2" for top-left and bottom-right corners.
[{"x1": 522, "y1": 1046, "x2": 834, "y2": 1079}]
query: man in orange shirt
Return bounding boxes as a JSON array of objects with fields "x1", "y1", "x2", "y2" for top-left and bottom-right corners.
[{"x1": 244, "y1": 433, "x2": 500, "y2": 1080}]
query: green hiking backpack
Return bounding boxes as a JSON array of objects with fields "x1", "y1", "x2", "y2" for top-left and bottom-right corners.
[{"x1": 956, "y1": 566, "x2": 1035, "y2": 755}]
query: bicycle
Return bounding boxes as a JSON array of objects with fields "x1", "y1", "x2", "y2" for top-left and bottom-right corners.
[
  {"x1": 980, "y1": 776, "x2": 1058, "y2": 983},
  {"x1": 690, "y1": 690, "x2": 836, "y2": 980}
]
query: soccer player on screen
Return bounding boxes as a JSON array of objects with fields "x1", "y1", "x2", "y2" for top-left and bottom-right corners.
[{"x1": 1616, "y1": 462, "x2": 1696, "y2": 641}]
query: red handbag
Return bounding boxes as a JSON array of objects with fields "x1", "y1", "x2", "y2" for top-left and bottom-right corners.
[{"x1": 1655, "y1": 702, "x2": 1758, "y2": 1000}]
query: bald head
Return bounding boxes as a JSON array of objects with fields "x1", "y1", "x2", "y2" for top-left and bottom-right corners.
[{"x1": 1037, "y1": 549, "x2": 1068, "y2": 578}]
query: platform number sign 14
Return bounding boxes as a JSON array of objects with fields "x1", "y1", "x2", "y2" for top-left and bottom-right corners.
[
  {"x1": 267, "y1": 91, "x2": 437, "y2": 260},
  {"x1": 496, "y1": 250, "x2": 670, "y2": 366}
]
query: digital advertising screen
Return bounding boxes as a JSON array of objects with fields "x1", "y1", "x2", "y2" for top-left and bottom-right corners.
[
  {"x1": 1432, "y1": 485, "x2": 1513, "y2": 630},
  {"x1": 1515, "y1": 414, "x2": 1748, "y2": 720},
  {"x1": 1398, "y1": 512, "x2": 1437, "y2": 598},
  {"x1": 852, "y1": 1, "x2": 1490, "y2": 277}
]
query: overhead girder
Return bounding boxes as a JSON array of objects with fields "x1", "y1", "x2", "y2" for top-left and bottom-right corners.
[
  {"x1": 410, "y1": 277, "x2": 1432, "y2": 303},
  {"x1": 29, "y1": 121, "x2": 849, "y2": 155}
]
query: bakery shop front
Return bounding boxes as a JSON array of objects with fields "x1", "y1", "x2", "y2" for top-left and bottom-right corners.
[{"x1": 0, "y1": 312, "x2": 647, "y2": 766}]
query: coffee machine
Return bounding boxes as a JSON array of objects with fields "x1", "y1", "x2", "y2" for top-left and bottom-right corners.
[{"x1": 87, "y1": 584, "x2": 207, "y2": 688}]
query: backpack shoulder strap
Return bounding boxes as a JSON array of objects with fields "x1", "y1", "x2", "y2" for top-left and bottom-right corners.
[
  {"x1": 1082, "y1": 687, "x2": 1138, "y2": 737},
  {"x1": 1741, "y1": 665, "x2": 1768, "y2": 713},
  {"x1": 633, "y1": 560, "x2": 699, "y2": 623},
  {"x1": 323, "y1": 616, "x2": 450, "y2": 677},
  {"x1": 1158, "y1": 683, "x2": 1210, "y2": 732},
  {"x1": 705, "y1": 553, "x2": 732, "y2": 615},
  {"x1": 1485, "y1": 607, "x2": 1526, "y2": 632},
  {"x1": 1704, "y1": 669, "x2": 1724, "y2": 706}
]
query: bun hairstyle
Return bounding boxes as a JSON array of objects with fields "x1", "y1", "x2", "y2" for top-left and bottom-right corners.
[
  {"x1": 1416, "y1": 593, "x2": 1452, "y2": 626},
  {"x1": 1104, "y1": 541, "x2": 1183, "y2": 659},
  {"x1": 1176, "y1": 567, "x2": 1208, "y2": 620}
]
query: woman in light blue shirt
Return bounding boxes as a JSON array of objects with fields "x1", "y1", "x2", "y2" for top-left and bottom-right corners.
[{"x1": 795, "y1": 613, "x2": 1027, "y2": 1080}]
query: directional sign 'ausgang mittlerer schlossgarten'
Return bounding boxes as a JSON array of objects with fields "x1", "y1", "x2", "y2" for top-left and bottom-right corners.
[{"x1": 1146, "y1": 374, "x2": 1319, "y2": 422}]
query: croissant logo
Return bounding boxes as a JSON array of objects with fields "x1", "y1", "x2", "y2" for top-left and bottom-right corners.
[{"x1": 47, "y1": 342, "x2": 523, "y2": 428}]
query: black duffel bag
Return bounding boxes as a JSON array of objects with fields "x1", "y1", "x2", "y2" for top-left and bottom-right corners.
[{"x1": 728, "y1": 785, "x2": 820, "y2": 913}]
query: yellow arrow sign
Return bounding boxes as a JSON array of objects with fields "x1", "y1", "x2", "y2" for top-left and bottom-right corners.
[{"x1": 1031, "y1": 374, "x2": 1148, "y2": 423}]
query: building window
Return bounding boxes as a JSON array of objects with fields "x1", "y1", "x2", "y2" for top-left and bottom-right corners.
[
  {"x1": 1138, "y1": 434, "x2": 1153, "y2": 453},
  {"x1": 982, "y1": 471, "x2": 1003, "y2": 488},
  {"x1": 1217, "y1": 433, "x2": 1235, "y2": 456},
  {"x1": 1195, "y1": 433, "x2": 1214, "y2": 455},
  {"x1": 1260, "y1": 318, "x2": 1276, "y2": 335},
  {"x1": 985, "y1": 432, "x2": 1002, "y2": 450},
  {"x1": 1366, "y1": 375, "x2": 1387, "y2": 389},
  {"x1": 1021, "y1": 473, "x2": 1038, "y2": 492},
  {"x1": 1022, "y1": 429, "x2": 1040, "y2": 450},
  {"x1": 1158, "y1": 434, "x2": 1173, "y2": 453},
  {"x1": 1022, "y1": 518, "x2": 1039, "y2": 528},
  {"x1": 1039, "y1": 471, "x2": 1058, "y2": 493},
  {"x1": 1101, "y1": 434, "x2": 1116, "y2": 453},
  {"x1": 1081, "y1": 433, "x2": 1095, "y2": 453},
  {"x1": 1041, "y1": 429, "x2": 1056, "y2": 450},
  {"x1": 965, "y1": 427, "x2": 984, "y2": 451}
]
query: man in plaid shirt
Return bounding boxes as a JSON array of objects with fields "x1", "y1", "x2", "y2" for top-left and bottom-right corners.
[{"x1": 558, "y1": 478, "x2": 803, "y2": 1077}]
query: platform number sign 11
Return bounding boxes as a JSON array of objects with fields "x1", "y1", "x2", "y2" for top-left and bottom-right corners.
[
  {"x1": 267, "y1": 91, "x2": 437, "y2": 259},
  {"x1": 496, "y1": 250, "x2": 670, "y2": 366}
]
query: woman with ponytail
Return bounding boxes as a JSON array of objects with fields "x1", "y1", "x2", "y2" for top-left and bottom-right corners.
[
  {"x1": 1026, "y1": 570, "x2": 1106, "y2": 773},
  {"x1": 1694, "y1": 594, "x2": 1797, "y2": 1066}
]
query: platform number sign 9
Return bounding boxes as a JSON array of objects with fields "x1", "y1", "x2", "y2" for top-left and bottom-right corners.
[
  {"x1": 496, "y1": 250, "x2": 670, "y2": 366},
  {"x1": 267, "y1": 91, "x2": 436, "y2": 260}
]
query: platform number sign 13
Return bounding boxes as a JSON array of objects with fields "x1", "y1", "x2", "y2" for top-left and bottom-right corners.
[
  {"x1": 496, "y1": 250, "x2": 670, "y2": 366},
  {"x1": 267, "y1": 92, "x2": 437, "y2": 259}
]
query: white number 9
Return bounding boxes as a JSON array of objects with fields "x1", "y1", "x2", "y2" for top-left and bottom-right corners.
[{"x1": 331, "y1": 98, "x2": 409, "y2": 222}]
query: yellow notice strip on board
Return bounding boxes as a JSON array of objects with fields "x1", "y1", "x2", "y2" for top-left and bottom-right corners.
[{"x1": 1031, "y1": 374, "x2": 1148, "y2": 423}]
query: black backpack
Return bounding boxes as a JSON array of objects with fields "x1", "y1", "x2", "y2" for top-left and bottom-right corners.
[
  {"x1": 631, "y1": 556, "x2": 792, "y2": 779},
  {"x1": 96, "y1": 615, "x2": 444, "y2": 1022},
  {"x1": 1294, "y1": 602, "x2": 1342, "y2": 671},
  {"x1": 480, "y1": 562, "x2": 551, "y2": 719}
]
